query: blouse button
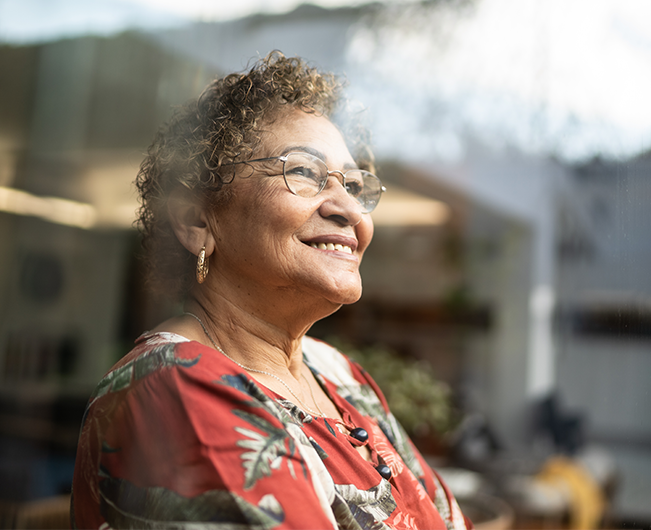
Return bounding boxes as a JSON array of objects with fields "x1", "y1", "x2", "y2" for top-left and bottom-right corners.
[
  {"x1": 376, "y1": 464, "x2": 392, "y2": 480},
  {"x1": 350, "y1": 427, "x2": 369, "y2": 443}
]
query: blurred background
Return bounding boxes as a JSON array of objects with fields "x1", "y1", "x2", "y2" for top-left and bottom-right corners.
[{"x1": 1, "y1": 0, "x2": 650, "y2": 528}]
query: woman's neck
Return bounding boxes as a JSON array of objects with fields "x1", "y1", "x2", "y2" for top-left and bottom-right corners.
[{"x1": 182, "y1": 292, "x2": 310, "y2": 379}]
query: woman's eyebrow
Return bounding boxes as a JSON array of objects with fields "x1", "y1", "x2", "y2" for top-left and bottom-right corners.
[
  {"x1": 280, "y1": 146, "x2": 358, "y2": 169},
  {"x1": 280, "y1": 145, "x2": 326, "y2": 160}
]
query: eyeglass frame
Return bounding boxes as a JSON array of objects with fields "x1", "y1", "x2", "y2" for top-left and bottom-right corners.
[{"x1": 221, "y1": 152, "x2": 386, "y2": 213}]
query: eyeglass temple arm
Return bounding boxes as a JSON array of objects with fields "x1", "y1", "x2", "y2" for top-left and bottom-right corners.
[{"x1": 221, "y1": 156, "x2": 287, "y2": 167}]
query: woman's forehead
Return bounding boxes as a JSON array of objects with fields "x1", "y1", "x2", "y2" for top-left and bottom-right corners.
[{"x1": 258, "y1": 109, "x2": 353, "y2": 163}]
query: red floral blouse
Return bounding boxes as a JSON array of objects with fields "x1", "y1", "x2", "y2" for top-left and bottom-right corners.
[{"x1": 71, "y1": 333, "x2": 472, "y2": 530}]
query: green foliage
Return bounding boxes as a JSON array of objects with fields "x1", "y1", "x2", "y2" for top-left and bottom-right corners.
[{"x1": 333, "y1": 340, "x2": 458, "y2": 438}]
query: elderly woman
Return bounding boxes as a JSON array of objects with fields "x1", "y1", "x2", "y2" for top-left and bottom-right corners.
[{"x1": 72, "y1": 52, "x2": 472, "y2": 530}]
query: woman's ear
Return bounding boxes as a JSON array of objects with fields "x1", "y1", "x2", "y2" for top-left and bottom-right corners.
[{"x1": 167, "y1": 190, "x2": 215, "y2": 257}]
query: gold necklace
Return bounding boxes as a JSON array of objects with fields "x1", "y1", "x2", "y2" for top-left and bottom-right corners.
[{"x1": 183, "y1": 312, "x2": 326, "y2": 418}]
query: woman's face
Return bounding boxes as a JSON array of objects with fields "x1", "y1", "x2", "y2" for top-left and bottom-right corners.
[{"x1": 207, "y1": 109, "x2": 374, "y2": 309}]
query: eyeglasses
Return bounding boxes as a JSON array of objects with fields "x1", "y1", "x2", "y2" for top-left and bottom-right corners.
[{"x1": 223, "y1": 151, "x2": 386, "y2": 213}]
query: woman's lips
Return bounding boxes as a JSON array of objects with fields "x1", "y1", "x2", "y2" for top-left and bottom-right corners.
[
  {"x1": 301, "y1": 235, "x2": 358, "y2": 254},
  {"x1": 308, "y1": 242, "x2": 353, "y2": 254}
]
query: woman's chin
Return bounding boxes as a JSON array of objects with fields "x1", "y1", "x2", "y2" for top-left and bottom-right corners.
[
  {"x1": 323, "y1": 284, "x2": 363, "y2": 307},
  {"x1": 293, "y1": 269, "x2": 363, "y2": 308}
]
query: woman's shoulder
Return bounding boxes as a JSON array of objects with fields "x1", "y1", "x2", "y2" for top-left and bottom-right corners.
[
  {"x1": 88, "y1": 332, "x2": 217, "y2": 405},
  {"x1": 106, "y1": 331, "x2": 191, "y2": 371}
]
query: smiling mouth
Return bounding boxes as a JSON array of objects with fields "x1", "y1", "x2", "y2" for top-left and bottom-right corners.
[{"x1": 306, "y1": 242, "x2": 353, "y2": 254}]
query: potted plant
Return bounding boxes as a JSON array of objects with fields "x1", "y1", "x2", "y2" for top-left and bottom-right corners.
[{"x1": 333, "y1": 340, "x2": 459, "y2": 456}]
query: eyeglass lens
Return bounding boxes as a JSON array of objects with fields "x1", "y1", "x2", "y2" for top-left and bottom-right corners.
[{"x1": 282, "y1": 152, "x2": 382, "y2": 212}]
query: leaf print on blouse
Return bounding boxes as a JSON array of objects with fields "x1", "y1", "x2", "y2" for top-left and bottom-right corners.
[
  {"x1": 216, "y1": 374, "x2": 275, "y2": 407},
  {"x1": 331, "y1": 495, "x2": 389, "y2": 530},
  {"x1": 275, "y1": 398, "x2": 316, "y2": 424},
  {"x1": 382, "y1": 414, "x2": 425, "y2": 480},
  {"x1": 233, "y1": 409, "x2": 302, "y2": 489},
  {"x1": 98, "y1": 476, "x2": 284, "y2": 529},
  {"x1": 430, "y1": 472, "x2": 469, "y2": 530},
  {"x1": 215, "y1": 375, "x2": 312, "y2": 426},
  {"x1": 409, "y1": 469, "x2": 430, "y2": 503},
  {"x1": 91, "y1": 343, "x2": 200, "y2": 401},
  {"x1": 369, "y1": 423, "x2": 404, "y2": 478},
  {"x1": 334, "y1": 481, "x2": 397, "y2": 528},
  {"x1": 392, "y1": 511, "x2": 418, "y2": 530},
  {"x1": 431, "y1": 472, "x2": 457, "y2": 530},
  {"x1": 335, "y1": 383, "x2": 425, "y2": 483},
  {"x1": 337, "y1": 384, "x2": 387, "y2": 420},
  {"x1": 309, "y1": 437, "x2": 329, "y2": 460}
]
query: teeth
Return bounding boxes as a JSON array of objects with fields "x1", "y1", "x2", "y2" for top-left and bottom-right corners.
[{"x1": 308, "y1": 242, "x2": 353, "y2": 254}]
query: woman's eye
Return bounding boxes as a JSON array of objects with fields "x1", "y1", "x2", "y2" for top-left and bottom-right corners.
[
  {"x1": 345, "y1": 181, "x2": 363, "y2": 196},
  {"x1": 287, "y1": 166, "x2": 319, "y2": 181}
]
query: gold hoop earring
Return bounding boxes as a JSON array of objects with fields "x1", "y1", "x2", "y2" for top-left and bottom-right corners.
[{"x1": 196, "y1": 246, "x2": 209, "y2": 284}]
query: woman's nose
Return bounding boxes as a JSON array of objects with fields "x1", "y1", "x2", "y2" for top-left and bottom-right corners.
[{"x1": 318, "y1": 174, "x2": 363, "y2": 226}]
